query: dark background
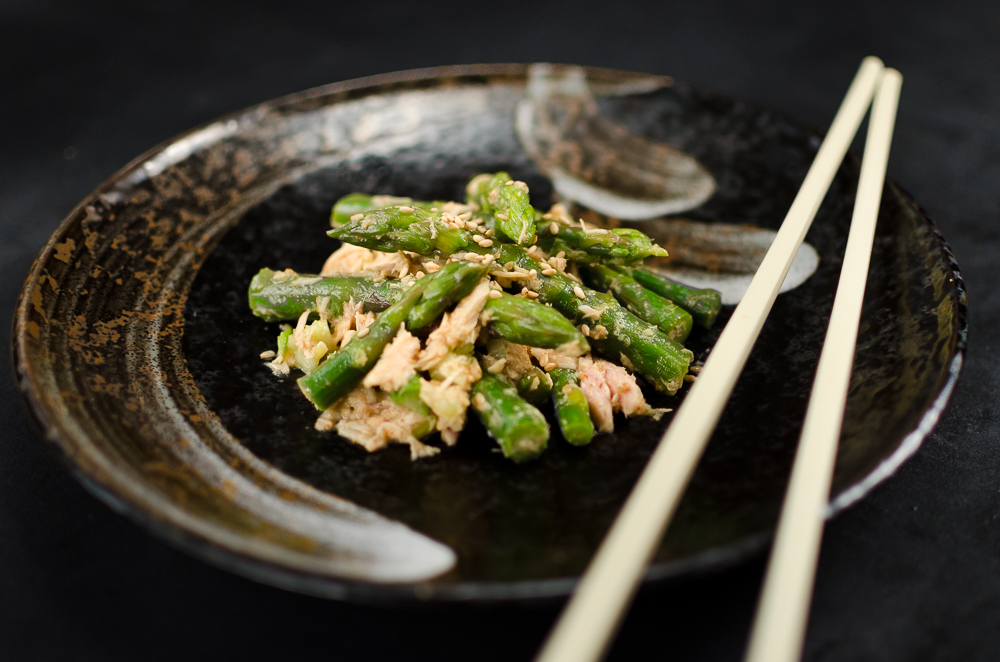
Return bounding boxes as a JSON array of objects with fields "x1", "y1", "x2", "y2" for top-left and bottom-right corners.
[{"x1": 2, "y1": 1, "x2": 998, "y2": 660}]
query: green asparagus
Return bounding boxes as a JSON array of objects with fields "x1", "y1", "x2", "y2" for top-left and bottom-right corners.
[
  {"x1": 497, "y1": 244, "x2": 693, "y2": 394},
  {"x1": 549, "y1": 368, "x2": 595, "y2": 446},
  {"x1": 482, "y1": 293, "x2": 589, "y2": 354},
  {"x1": 407, "y1": 261, "x2": 489, "y2": 329},
  {"x1": 579, "y1": 263, "x2": 693, "y2": 343},
  {"x1": 627, "y1": 266, "x2": 723, "y2": 328},
  {"x1": 470, "y1": 374, "x2": 549, "y2": 461},
  {"x1": 465, "y1": 172, "x2": 536, "y2": 245},
  {"x1": 249, "y1": 268, "x2": 404, "y2": 322},
  {"x1": 389, "y1": 375, "x2": 437, "y2": 438},
  {"x1": 327, "y1": 205, "x2": 486, "y2": 256},
  {"x1": 298, "y1": 277, "x2": 430, "y2": 410},
  {"x1": 516, "y1": 367, "x2": 553, "y2": 405},
  {"x1": 537, "y1": 223, "x2": 668, "y2": 265}
]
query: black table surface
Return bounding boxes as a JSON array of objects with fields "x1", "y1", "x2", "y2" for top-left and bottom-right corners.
[{"x1": 3, "y1": 1, "x2": 998, "y2": 660}]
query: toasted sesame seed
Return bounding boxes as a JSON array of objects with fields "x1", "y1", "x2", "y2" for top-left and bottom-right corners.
[
  {"x1": 526, "y1": 290, "x2": 539, "y2": 299},
  {"x1": 574, "y1": 286, "x2": 586, "y2": 300},
  {"x1": 473, "y1": 234, "x2": 484, "y2": 242},
  {"x1": 465, "y1": 252, "x2": 480, "y2": 261},
  {"x1": 350, "y1": 213, "x2": 364, "y2": 222},
  {"x1": 483, "y1": 255, "x2": 495, "y2": 265},
  {"x1": 430, "y1": 207, "x2": 439, "y2": 212},
  {"x1": 684, "y1": 374, "x2": 698, "y2": 383},
  {"x1": 398, "y1": 206, "x2": 414, "y2": 213},
  {"x1": 259, "y1": 350, "x2": 276, "y2": 359},
  {"x1": 545, "y1": 362, "x2": 557, "y2": 371},
  {"x1": 485, "y1": 229, "x2": 494, "y2": 237},
  {"x1": 415, "y1": 271, "x2": 425, "y2": 279},
  {"x1": 556, "y1": 251, "x2": 566, "y2": 259},
  {"x1": 465, "y1": 221, "x2": 478, "y2": 231},
  {"x1": 529, "y1": 269, "x2": 537, "y2": 276},
  {"x1": 542, "y1": 268, "x2": 557, "y2": 276},
  {"x1": 527, "y1": 245, "x2": 538, "y2": 253},
  {"x1": 581, "y1": 324, "x2": 590, "y2": 336},
  {"x1": 478, "y1": 239, "x2": 494, "y2": 247},
  {"x1": 425, "y1": 262, "x2": 441, "y2": 272},
  {"x1": 549, "y1": 222, "x2": 560, "y2": 234},
  {"x1": 505, "y1": 180, "x2": 514, "y2": 186},
  {"x1": 542, "y1": 213, "x2": 552, "y2": 219},
  {"x1": 488, "y1": 290, "x2": 503, "y2": 299},
  {"x1": 457, "y1": 211, "x2": 473, "y2": 221},
  {"x1": 496, "y1": 213, "x2": 508, "y2": 221},
  {"x1": 356, "y1": 327, "x2": 370, "y2": 338}
]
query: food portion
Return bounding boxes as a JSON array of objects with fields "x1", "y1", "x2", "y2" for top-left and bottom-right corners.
[{"x1": 248, "y1": 173, "x2": 722, "y2": 461}]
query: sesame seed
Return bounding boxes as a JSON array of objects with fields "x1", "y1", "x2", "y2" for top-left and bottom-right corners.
[
  {"x1": 458, "y1": 211, "x2": 473, "y2": 221},
  {"x1": 488, "y1": 290, "x2": 503, "y2": 299},
  {"x1": 549, "y1": 222, "x2": 560, "y2": 234},
  {"x1": 398, "y1": 206, "x2": 414, "y2": 213},
  {"x1": 556, "y1": 251, "x2": 566, "y2": 259},
  {"x1": 483, "y1": 255, "x2": 495, "y2": 265},
  {"x1": 425, "y1": 262, "x2": 441, "y2": 272},
  {"x1": 473, "y1": 234, "x2": 484, "y2": 242},
  {"x1": 350, "y1": 213, "x2": 364, "y2": 222},
  {"x1": 529, "y1": 269, "x2": 537, "y2": 276},
  {"x1": 430, "y1": 207, "x2": 439, "y2": 212},
  {"x1": 526, "y1": 290, "x2": 539, "y2": 299},
  {"x1": 542, "y1": 213, "x2": 552, "y2": 219},
  {"x1": 356, "y1": 327, "x2": 370, "y2": 338},
  {"x1": 485, "y1": 229, "x2": 494, "y2": 237},
  {"x1": 505, "y1": 180, "x2": 514, "y2": 186},
  {"x1": 496, "y1": 213, "x2": 508, "y2": 221},
  {"x1": 415, "y1": 271, "x2": 425, "y2": 279},
  {"x1": 684, "y1": 374, "x2": 698, "y2": 383},
  {"x1": 465, "y1": 221, "x2": 478, "y2": 230},
  {"x1": 574, "y1": 286, "x2": 586, "y2": 300},
  {"x1": 259, "y1": 350, "x2": 276, "y2": 359},
  {"x1": 527, "y1": 245, "x2": 538, "y2": 253},
  {"x1": 581, "y1": 324, "x2": 590, "y2": 336},
  {"x1": 478, "y1": 239, "x2": 494, "y2": 247},
  {"x1": 465, "y1": 252, "x2": 480, "y2": 261},
  {"x1": 542, "y1": 268, "x2": 557, "y2": 276}
]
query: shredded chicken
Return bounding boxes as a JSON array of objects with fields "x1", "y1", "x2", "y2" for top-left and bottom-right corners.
[
  {"x1": 529, "y1": 347, "x2": 581, "y2": 372},
  {"x1": 577, "y1": 355, "x2": 652, "y2": 433},
  {"x1": 315, "y1": 386, "x2": 439, "y2": 460},
  {"x1": 416, "y1": 281, "x2": 491, "y2": 370},
  {"x1": 363, "y1": 325, "x2": 421, "y2": 391}
]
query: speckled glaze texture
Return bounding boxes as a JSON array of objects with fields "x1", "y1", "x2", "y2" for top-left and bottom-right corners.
[{"x1": 13, "y1": 64, "x2": 966, "y2": 603}]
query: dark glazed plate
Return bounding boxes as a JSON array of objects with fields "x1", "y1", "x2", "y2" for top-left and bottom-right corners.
[{"x1": 13, "y1": 64, "x2": 967, "y2": 603}]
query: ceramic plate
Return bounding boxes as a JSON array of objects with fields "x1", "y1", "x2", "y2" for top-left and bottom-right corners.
[{"x1": 13, "y1": 64, "x2": 967, "y2": 602}]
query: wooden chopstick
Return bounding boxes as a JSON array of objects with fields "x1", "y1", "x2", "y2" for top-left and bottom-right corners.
[
  {"x1": 744, "y1": 69, "x2": 903, "y2": 662},
  {"x1": 535, "y1": 56, "x2": 887, "y2": 662}
]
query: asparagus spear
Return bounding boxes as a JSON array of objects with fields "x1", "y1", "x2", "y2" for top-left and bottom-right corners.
[
  {"x1": 298, "y1": 277, "x2": 431, "y2": 410},
  {"x1": 549, "y1": 368, "x2": 595, "y2": 446},
  {"x1": 537, "y1": 223, "x2": 668, "y2": 265},
  {"x1": 249, "y1": 268, "x2": 404, "y2": 322},
  {"x1": 327, "y1": 205, "x2": 486, "y2": 256},
  {"x1": 407, "y1": 261, "x2": 489, "y2": 330},
  {"x1": 470, "y1": 374, "x2": 549, "y2": 461},
  {"x1": 579, "y1": 263, "x2": 693, "y2": 343},
  {"x1": 516, "y1": 367, "x2": 553, "y2": 405},
  {"x1": 465, "y1": 172, "x2": 536, "y2": 245},
  {"x1": 626, "y1": 266, "x2": 723, "y2": 329},
  {"x1": 497, "y1": 245, "x2": 692, "y2": 394},
  {"x1": 482, "y1": 293, "x2": 589, "y2": 354},
  {"x1": 389, "y1": 375, "x2": 437, "y2": 438},
  {"x1": 332, "y1": 193, "x2": 424, "y2": 226}
]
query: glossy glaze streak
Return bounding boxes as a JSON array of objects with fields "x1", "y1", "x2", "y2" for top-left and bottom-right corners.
[{"x1": 13, "y1": 64, "x2": 966, "y2": 602}]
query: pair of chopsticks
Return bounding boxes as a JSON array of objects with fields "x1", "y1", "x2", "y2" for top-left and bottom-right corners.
[{"x1": 537, "y1": 57, "x2": 902, "y2": 662}]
